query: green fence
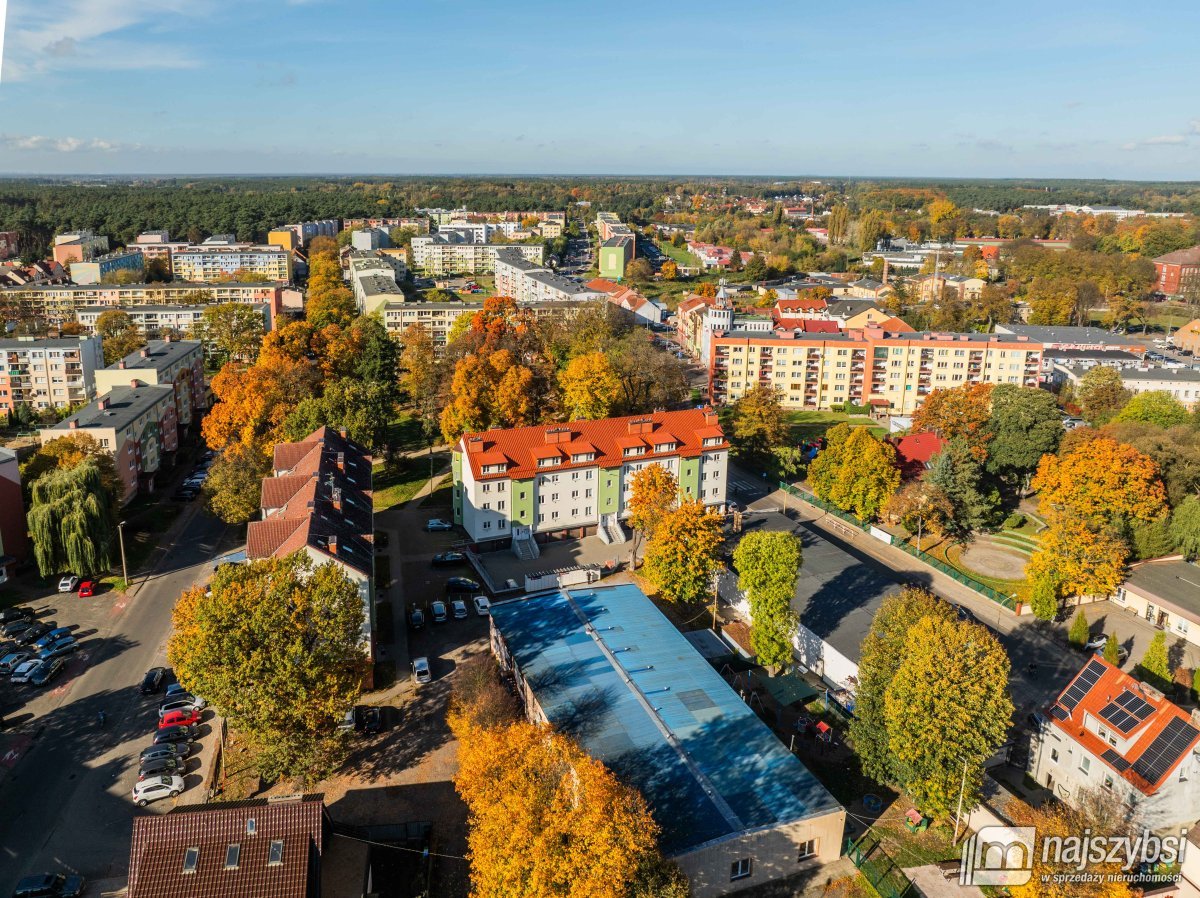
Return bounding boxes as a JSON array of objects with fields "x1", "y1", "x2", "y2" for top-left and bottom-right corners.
[
  {"x1": 781, "y1": 483, "x2": 1019, "y2": 612},
  {"x1": 845, "y1": 834, "x2": 916, "y2": 898}
]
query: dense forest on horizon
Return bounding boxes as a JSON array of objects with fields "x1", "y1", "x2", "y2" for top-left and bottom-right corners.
[{"x1": 1, "y1": 175, "x2": 1198, "y2": 258}]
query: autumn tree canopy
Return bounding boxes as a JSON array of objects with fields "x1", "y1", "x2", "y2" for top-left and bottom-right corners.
[
  {"x1": 642, "y1": 499, "x2": 724, "y2": 604},
  {"x1": 808, "y1": 423, "x2": 900, "y2": 521}
]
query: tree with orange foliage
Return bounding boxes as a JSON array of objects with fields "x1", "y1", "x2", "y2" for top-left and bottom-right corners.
[
  {"x1": 1031, "y1": 436, "x2": 1167, "y2": 528},
  {"x1": 439, "y1": 348, "x2": 540, "y2": 443},
  {"x1": 1027, "y1": 514, "x2": 1129, "y2": 603},
  {"x1": 469, "y1": 295, "x2": 535, "y2": 346},
  {"x1": 911, "y1": 382, "x2": 994, "y2": 456},
  {"x1": 202, "y1": 354, "x2": 321, "y2": 455},
  {"x1": 695, "y1": 282, "x2": 717, "y2": 298}
]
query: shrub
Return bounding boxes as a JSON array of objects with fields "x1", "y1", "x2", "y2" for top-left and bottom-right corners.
[{"x1": 1003, "y1": 513, "x2": 1026, "y2": 530}]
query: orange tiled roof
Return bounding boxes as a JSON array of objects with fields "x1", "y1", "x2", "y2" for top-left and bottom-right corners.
[
  {"x1": 1048, "y1": 657, "x2": 1200, "y2": 795},
  {"x1": 879, "y1": 316, "x2": 915, "y2": 332},
  {"x1": 775, "y1": 298, "x2": 828, "y2": 313},
  {"x1": 459, "y1": 409, "x2": 728, "y2": 482}
]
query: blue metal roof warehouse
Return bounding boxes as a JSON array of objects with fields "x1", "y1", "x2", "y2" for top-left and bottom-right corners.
[{"x1": 488, "y1": 583, "x2": 844, "y2": 860}]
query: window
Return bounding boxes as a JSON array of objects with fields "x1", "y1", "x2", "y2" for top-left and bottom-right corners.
[
  {"x1": 497, "y1": 482, "x2": 506, "y2": 492},
  {"x1": 551, "y1": 493, "x2": 559, "y2": 502},
  {"x1": 499, "y1": 519, "x2": 507, "y2": 530},
  {"x1": 482, "y1": 483, "x2": 491, "y2": 493},
  {"x1": 482, "y1": 521, "x2": 491, "y2": 530},
  {"x1": 183, "y1": 847, "x2": 200, "y2": 874},
  {"x1": 1103, "y1": 774, "x2": 1114, "y2": 791},
  {"x1": 225, "y1": 844, "x2": 241, "y2": 870},
  {"x1": 1080, "y1": 757, "x2": 1091, "y2": 775},
  {"x1": 571, "y1": 490, "x2": 579, "y2": 499},
  {"x1": 585, "y1": 488, "x2": 592, "y2": 498},
  {"x1": 482, "y1": 502, "x2": 490, "y2": 510},
  {"x1": 268, "y1": 840, "x2": 284, "y2": 867},
  {"x1": 1050, "y1": 748, "x2": 1059, "y2": 763},
  {"x1": 797, "y1": 839, "x2": 818, "y2": 861},
  {"x1": 731, "y1": 859, "x2": 752, "y2": 881}
]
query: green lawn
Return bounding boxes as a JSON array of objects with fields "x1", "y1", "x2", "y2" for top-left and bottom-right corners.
[
  {"x1": 786, "y1": 410, "x2": 887, "y2": 442},
  {"x1": 383, "y1": 413, "x2": 429, "y2": 454},
  {"x1": 655, "y1": 240, "x2": 700, "y2": 268},
  {"x1": 373, "y1": 451, "x2": 449, "y2": 511}
]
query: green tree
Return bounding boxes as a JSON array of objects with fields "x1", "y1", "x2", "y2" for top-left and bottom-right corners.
[
  {"x1": 808, "y1": 423, "x2": 900, "y2": 521},
  {"x1": 94, "y1": 309, "x2": 147, "y2": 365},
  {"x1": 985, "y1": 384, "x2": 1063, "y2": 487},
  {"x1": 730, "y1": 384, "x2": 788, "y2": 460},
  {"x1": 1068, "y1": 609, "x2": 1090, "y2": 648},
  {"x1": 1029, "y1": 570, "x2": 1061, "y2": 621},
  {"x1": 283, "y1": 378, "x2": 396, "y2": 451},
  {"x1": 1129, "y1": 517, "x2": 1175, "y2": 560},
  {"x1": 925, "y1": 438, "x2": 1001, "y2": 538},
  {"x1": 1104, "y1": 633, "x2": 1123, "y2": 666},
  {"x1": 642, "y1": 499, "x2": 723, "y2": 604},
  {"x1": 733, "y1": 531, "x2": 801, "y2": 674},
  {"x1": 202, "y1": 440, "x2": 271, "y2": 524},
  {"x1": 1077, "y1": 366, "x2": 1131, "y2": 425},
  {"x1": 1170, "y1": 495, "x2": 1200, "y2": 559},
  {"x1": 743, "y1": 252, "x2": 768, "y2": 280},
  {"x1": 27, "y1": 460, "x2": 117, "y2": 577},
  {"x1": 21, "y1": 432, "x2": 123, "y2": 515},
  {"x1": 884, "y1": 615, "x2": 1013, "y2": 819},
  {"x1": 1138, "y1": 632, "x2": 1171, "y2": 691},
  {"x1": 167, "y1": 554, "x2": 366, "y2": 781},
  {"x1": 850, "y1": 588, "x2": 955, "y2": 784},
  {"x1": 191, "y1": 302, "x2": 265, "y2": 365},
  {"x1": 353, "y1": 314, "x2": 402, "y2": 401},
  {"x1": 1112, "y1": 390, "x2": 1190, "y2": 428}
]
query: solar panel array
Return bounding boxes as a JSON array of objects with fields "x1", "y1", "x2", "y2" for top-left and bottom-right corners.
[
  {"x1": 1059, "y1": 659, "x2": 1106, "y2": 714},
  {"x1": 1132, "y1": 717, "x2": 1200, "y2": 786},
  {"x1": 1101, "y1": 748, "x2": 1131, "y2": 772},
  {"x1": 1050, "y1": 705, "x2": 1069, "y2": 721},
  {"x1": 1099, "y1": 689, "x2": 1155, "y2": 734}
]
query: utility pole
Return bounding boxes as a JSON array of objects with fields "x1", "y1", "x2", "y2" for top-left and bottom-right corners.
[
  {"x1": 952, "y1": 755, "x2": 970, "y2": 844},
  {"x1": 117, "y1": 520, "x2": 129, "y2": 588}
]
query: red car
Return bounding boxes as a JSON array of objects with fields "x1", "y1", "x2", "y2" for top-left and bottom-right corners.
[
  {"x1": 159, "y1": 708, "x2": 202, "y2": 729},
  {"x1": 77, "y1": 580, "x2": 98, "y2": 598}
]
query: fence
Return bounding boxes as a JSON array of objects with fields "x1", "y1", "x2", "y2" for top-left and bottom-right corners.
[
  {"x1": 845, "y1": 833, "x2": 917, "y2": 898},
  {"x1": 780, "y1": 483, "x2": 1019, "y2": 612}
]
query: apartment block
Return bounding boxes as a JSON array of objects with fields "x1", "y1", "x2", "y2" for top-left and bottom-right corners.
[
  {"x1": 410, "y1": 233, "x2": 544, "y2": 276},
  {"x1": 493, "y1": 248, "x2": 606, "y2": 304},
  {"x1": 1154, "y1": 246, "x2": 1200, "y2": 297},
  {"x1": 95, "y1": 340, "x2": 207, "y2": 428},
  {"x1": 709, "y1": 328, "x2": 1042, "y2": 415},
  {"x1": 52, "y1": 230, "x2": 109, "y2": 267},
  {"x1": 171, "y1": 246, "x2": 292, "y2": 283},
  {"x1": 280, "y1": 219, "x2": 338, "y2": 248},
  {"x1": 76, "y1": 303, "x2": 273, "y2": 341},
  {"x1": 380, "y1": 298, "x2": 591, "y2": 351},
  {"x1": 1, "y1": 282, "x2": 290, "y2": 327},
  {"x1": 452, "y1": 409, "x2": 729, "y2": 543},
  {"x1": 40, "y1": 381, "x2": 180, "y2": 503},
  {"x1": 0, "y1": 335, "x2": 104, "y2": 413},
  {"x1": 595, "y1": 212, "x2": 636, "y2": 280},
  {"x1": 0, "y1": 448, "x2": 28, "y2": 582},
  {"x1": 247, "y1": 427, "x2": 375, "y2": 680},
  {"x1": 343, "y1": 216, "x2": 429, "y2": 234},
  {"x1": 69, "y1": 250, "x2": 146, "y2": 285},
  {"x1": 350, "y1": 228, "x2": 389, "y2": 251},
  {"x1": 1053, "y1": 363, "x2": 1200, "y2": 410}
]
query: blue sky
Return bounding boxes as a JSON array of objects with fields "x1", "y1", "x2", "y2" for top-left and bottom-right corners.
[{"x1": 0, "y1": 0, "x2": 1198, "y2": 178}]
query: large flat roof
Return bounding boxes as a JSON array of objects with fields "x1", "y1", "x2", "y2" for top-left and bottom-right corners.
[
  {"x1": 107, "y1": 339, "x2": 201, "y2": 373},
  {"x1": 47, "y1": 383, "x2": 173, "y2": 432},
  {"x1": 996, "y1": 323, "x2": 1142, "y2": 345},
  {"x1": 1124, "y1": 559, "x2": 1200, "y2": 621},
  {"x1": 490, "y1": 583, "x2": 842, "y2": 855}
]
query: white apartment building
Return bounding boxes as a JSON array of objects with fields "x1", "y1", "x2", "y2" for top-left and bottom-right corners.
[
  {"x1": 493, "y1": 248, "x2": 606, "y2": 304},
  {"x1": 171, "y1": 246, "x2": 292, "y2": 283},
  {"x1": 0, "y1": 336, "x2": 104, "y2": 413},
  {"x1": 410, "y1": 234, "x2": 544, "y2": 276},
  {"x1": 76, "y1": 303, "x2": 273, "y2": 340}
]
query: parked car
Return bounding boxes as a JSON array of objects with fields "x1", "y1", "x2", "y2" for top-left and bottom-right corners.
[
  {"x1": 36, "y1": 637, "x2": 77, "y2": 662},
  {"x1": 412, "y1": 656, "x2": 432, "y2": 685},
  {"x1": 132, "y1": 774, "x2": 184, "y2": 806},
  {"x1": 430, "y1": 601, "x2": 448, "y2": 623},
  {"x1": 141, "y1": 742, "x2": 191, "y2": 763},
  {"x1": 0, "y1": 607, "x2": 34, "y2": 625},
  {"x1": 11, "y1": 873, "x2": 86, "y2": 898},
  {"x1": 431, "y1": 551, "x2": 466, "y2": 566},
  {"x1": 357, "y1": 706, "x2": 383, "y2": 734},
  {"x1": 164, "y1": 682, "x2": 191, "y2": 698},
  {"x1": 445, "y1": 576, "x2": 480, "y2": 593},
  {"x1": 473, "y1": 596, "x2": 491, "y2": 617},
  {"x1": 1084, "y1": 633, "x2": 1108, "y2": 651},
  {"x1": 172, "y1": 485, "x2": 199, "y2": 502},
  {"x1": 152, "y1": 725, "x2": 197, "y2": 745},
  {"x1": 0, "y1": 651, "x2": 32, "y2": 674},
  {"x1": 16, "y1": 622, "x2": 55, "y2": 646},
  {"x1": 140, "y1": 667, "x2": 167, "y2": 695},
  {"x1": 159, "y1": 695, "x2": 205, "y2": 718},
  {"x1": 11, "y1": 659, "x2": 44, "y2": 684},
  {"x1": 77, "y1": 580, "x2": 98, "y2": 598},
  {"x1": 30, "y1": 658, "x2": 66, "y2": 687},
  {"x1": 425, "y1": 518, "x2": 453, "y2": 531},
  {"x1": 57, "y1": 575, "x2": 79, "y2": 593},
  {"x1": 451, "y1": 599, "x2": 468, "y2": 620},
  {"x1": 138, "y1": 755, "x2": 183, "y2": 780},
  {"x1": 33, "y1": 628, "x2": 72, "y2": 650},
  {"x1": 160, "y1": 708, "x2": 202, "y2": 729},
  {"x1": 1, "y1": 617, "x2": 38, "y2": 639},
  {"x1": 408, "y1": 607, "x2": 425, "y2": 630}
]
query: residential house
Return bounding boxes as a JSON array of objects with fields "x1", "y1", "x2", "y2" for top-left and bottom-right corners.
[
  {"x1": 52, "y1": 230, "x2": 109, "y2": 267},
  {"x1": 890, "y1": 432, "x2": 946, "y2": 479},
  {"x1": 69, "y1": 250, "x2": 145, "y2": 286},
  {"x1": 453, "y1": 409, "x2": 729, "y2": 543},
  {"x1": 96, "y1": 341, "x2": 207, "y2": 429},
  {"x1": 75, "y1": 303, "x2": 273, "y2": 342},
  {"x1": 489, "y1": 584, "x2": 846, "y2": 898},
  {"x1": 1112, "y1": 557, "x2": 1200, "y2": 651},
  {"x1": 1029, "y1": 656, "x2": 1200, "y2": 831},
  {"x1": 1053, "y1": 364, "x2": 1200, "y2": 410},
  {"x1": 410, "y1": 232, "x2": 543, "y2": 276},
  {"x1": 493, "y1": 248, "x2": 607, "y2": 304},
  {"x1": 915, "y1": 273, "x2": 985, "y2": 303},
  {"x1": 584, "y1": 278, "x2": 666, "y2": 326},
  {"x1": 0, "y1": 335, "x2": 104, "y2": 413}
]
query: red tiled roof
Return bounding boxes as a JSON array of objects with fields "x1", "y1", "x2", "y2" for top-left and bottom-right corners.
[
  {"x1": 1154, "y1": 245, "x2": 1200, "y2": 266},
  {"x1": 261, "y1": 473, "x2": 313, "y2": 510},
  {"x1": 128, "y1": 796, "x2": 326, "y2": 898},
  {"x1": 1048, "y1": 657, "x2": 1200, "y2": 795},
  {"x1": 459, "y1": 409, "x2": 728, "y2": 482},
  {"x1": 879, "y1": 316, "x2": 915, "y2": 332},
  {"x1": 891, "y1": 432, "x2": 946, "y2": 478},
  {"x1": 246, "y1": 516, "x2": 307, "y2": 559},
  {"x1": 775, "y1": 298, "x2": 828, "y2": 313},
  {"x1": 774, "y1": 318, "x2": 842, "y2": 334}
]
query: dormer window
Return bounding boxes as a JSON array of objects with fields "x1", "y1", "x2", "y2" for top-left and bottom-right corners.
[
  {"x1": 537, "y1": 456, "x2": 561, "y2": 468},
  {"x1": 571, "y1": 452, "x2": 595, "y2": 463},
  {"x1": 623, "y1": 446, "x2": 646, "y2": 457},
  {"x1": 703, "y1": 437, "x2": 723, "y2": 447},
  {"x1": 653, "y1": 442, "x2": 676, "y2": 453},
  {"x1": 482, "y1": 463, "x2": 506, "y2": 474}
]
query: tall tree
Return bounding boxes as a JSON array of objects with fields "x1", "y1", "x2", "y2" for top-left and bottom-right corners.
[
  {"x1": 911, "y1": 383, "x2": 994, "y2": 456},
  {"x1": 984, "y1": 384, "x2": 1063, "y2": 486},
  {"x1": 558, "y1": 352, "x2": 621, "y2": 420},
  {"x1": 730, "y1": 384, "x2": 788, "y2": 461},
  {"x1": 808, "y1": 423, "x2": 900, "y2": 521},
  {"x1": 642, "y1": 499, "x2": 723, "y2": 604},
  {"x1": 1170, "y1": 495, "x2": 1200, "y2": 559},
  {"x1": 1076, "y1": 366, "x2": 1131, "y2": 425},
  {"x1": 884, "y1": 480, "x2": 954, "y2": 544},
  {"x1": 627, "y1": 463, "x2": 678, "y2": 554},
  {"x1": 884, "y1": 615, "x2": 1013, "y2": 819},
  {"x1": 27, "y1": 460, "x2": 117, "y2": 577},
  {"x1": 202, "y1": 440, "x2": 271, "y2": 524},
  {"x1": 167, "y1": 554, "x2": 366, "y2": 781},
  {"x1": 94, "y1": 309, "x2": 146, "y2": 365},
  {"x1": 1112, "y1": 390, "x2": 1190, "y2": 428},
  {"x1": 850, "y1": 588, "x2": 955, "y2": 784},
  {"x1": 21, "y1": 432, "x2": 122, "y2": 514},
  {"x1": 733, "y1": 531, "x2": 801, "y2": 674},
  {"x1": 926, "y1": 439, "x2": 1002, "y2": 538},
  {"x1": 202, "y1": 354, "x2": 322, "y2": 456},
  {"x1": 283, "y1": 378, "x2": 396, "y2": 451},
  {"x1": 1032, "y1": 437, "x2": 1167, "y2": 529},
  {"x1": 1027, "y1": 515, "x2": 1128, "y2": 603},
  {"x1": 1138, "y1": 632, "x2": 1171, "y2": 691},
  {"x1": 190, "y1": 302, "x2": 265, "y2": 365}
]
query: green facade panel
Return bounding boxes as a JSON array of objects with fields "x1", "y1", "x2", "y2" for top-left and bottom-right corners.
[
  {"x1": 599, "y1": 466, "x2": 621, "y2": 515},
  {"x1": 678, "y1": 457, "x2": 700, "y2": 501},
  {"x1": 451, "y1": 451, "x2": 463, "y2": 523},
  {"x1": 512, "y1": 478, "x2": 534, "y2": 527}
]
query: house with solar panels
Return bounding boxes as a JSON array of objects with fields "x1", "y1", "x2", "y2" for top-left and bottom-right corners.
[
  {"x1": 1030, "y1": 656, "x2": 1200, "y2": 830},
  {"x1": 488, "y1": 582, "x2": 846, "y2": 898}
]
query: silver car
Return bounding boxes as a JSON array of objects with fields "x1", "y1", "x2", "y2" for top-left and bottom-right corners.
[
  {"x1": 131, "y1": 774, "x2": 184, "y2": 806},
  {"x1": 412, "y1": 656, "x2": 431, "y2": 685}
]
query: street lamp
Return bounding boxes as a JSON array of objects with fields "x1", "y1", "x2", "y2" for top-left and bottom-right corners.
[
  {"x1": 952, "y1": 755, "x2": 970, "y2": 844},
  {"x1": 117, "y1": 520, "x2": 129, "y2": 588}
]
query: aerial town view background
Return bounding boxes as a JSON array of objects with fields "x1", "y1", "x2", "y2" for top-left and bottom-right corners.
[{"x1": 1, "y1": 3, "x2": 1200, "y2": 898}]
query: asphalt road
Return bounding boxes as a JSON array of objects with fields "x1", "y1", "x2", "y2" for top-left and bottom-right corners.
[{"x1": 0, "y1": 504, "x2": 230, "y2": 893}]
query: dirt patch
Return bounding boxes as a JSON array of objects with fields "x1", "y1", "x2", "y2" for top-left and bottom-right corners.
[{"x1": 958, "y1": 541, "x2": 1028, "y2": 581}]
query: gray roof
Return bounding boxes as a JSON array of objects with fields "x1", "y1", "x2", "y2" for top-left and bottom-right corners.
[
  {"x1": 825, "y1": 298, "x2": 883, "y2": 317},
  {"x1": 1124, "y1": 560, "x2": 1200, "y2": 622},
  {"x1": 357, "y1": 275, "x2": 403, "y2": 298},
  {"x1": 0, "y1": 337, "x2": 97, "y2": 349},
  {"x1": 1044, "y1": 348, "x2": 1142, "y2": 363},
  {"x1": 48, "y1": 383, "x2": 173, "y2": 432},
  {"x1": 1057, "y1": 364, "x2": 1200, "y2": 383},
  {"x1": 107, "y1": 340, "x2": 201, "y2": 373},
  {"x1": 996, "y1": 324, "x2": 1141, "y2": 345},
  {"x1": 493, "y1": 246, "x2": 543, "y2": 270},
  {"x1": 490, "y1": 584, "x2": 842, "y2": 855}
]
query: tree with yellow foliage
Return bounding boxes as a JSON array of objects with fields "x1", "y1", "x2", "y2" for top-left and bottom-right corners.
[
  {"x1": 558, "y1": 351, "x2": 621, "y2": 420},
  {"x1": 642, "y1": 499, "x2": 724, "y2": 604},
  {"x1": 1031, "y1": 437, "x2": 1167, "y2": 529},
  {"x1": 1027, "y1": 514, "x2": 1129, "y2": 605},
  {"x1": 627, "y1": 463, "x2": 679, "y2": 552}
]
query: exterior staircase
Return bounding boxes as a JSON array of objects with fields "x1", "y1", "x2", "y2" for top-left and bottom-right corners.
[
  {"x1": 511, "y1": 525, "x2": 540, "y2": 560},
  {"x1": 598, "y1": 513, "x2": 628, "y2": 545}
]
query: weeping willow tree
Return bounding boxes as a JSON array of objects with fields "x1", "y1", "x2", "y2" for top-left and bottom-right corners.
[{"x1": 27, "y1": 459, "x2": 116, "y2": 577}]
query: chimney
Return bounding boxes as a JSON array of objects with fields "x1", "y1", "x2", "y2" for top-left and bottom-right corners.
[
  {"x1": 130, "y1": 379, "x2": 140, "y2": 389},
  {"x1": 339, "y1": 427, "x2": 348, "y2": 439},
  {"x1": 327, "y1": 535, "x2": 338, "y2": 556},
  {"x1": 882, "y1": 257, "x2": 890, "y2": 286},
  {"x1": 98, "y1": 397, "x2": 109, "y2": 411},
  {"x1": 68, "y1": 419, "x2": 78, "y2": 429},
  {"x1": 466, "y1": 437, "x2": 485, "y2": 454},
  {"x1": 703, "y1": 409, "x2": 718, "y2": 426},
  {"x1": 336, "y1": 451, "x2": 345, "y2": 471},
  {"x1": 118, "y1": 360, "x2": 126, "y2": 369},
  {"x1": 139, "y1": 348, "x2": 149, "y2": 358},
  {"x1": 331, "y1": 487, "x2": 342, "y2": 511}
]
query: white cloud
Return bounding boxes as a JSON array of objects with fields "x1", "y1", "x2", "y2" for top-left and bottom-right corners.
[
  {"x1": 0, "y1": 133, "x2": 137, "y2": 153},
  {"x1": 1121, "y1": 133, "x2": 1191, "y2": 151}
]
